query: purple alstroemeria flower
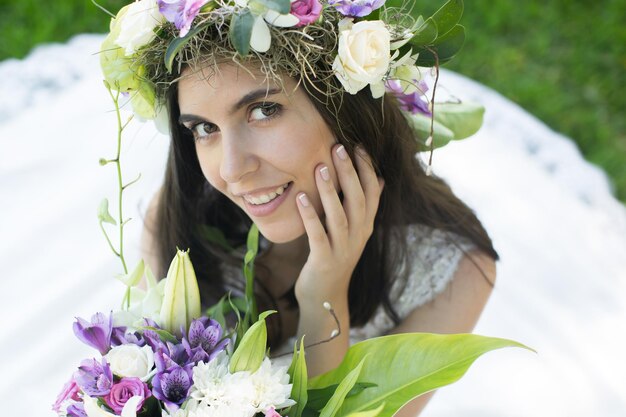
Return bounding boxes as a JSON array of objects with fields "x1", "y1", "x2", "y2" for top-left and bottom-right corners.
[
  {"x1": 105, "y1": 377, "x2": 152, "y2": 415},
  {"x1": 74, "y1": 357, "x2": 114, "y2": 397},
  {"x1": 329, "y1": 0, "x2": 385, "y2": 17},
  {"x1": 111, "y1": 326, "x2": 146, "y2": 347},
  {"x1": 158, "y1": 0, "x2": 210, "y2": 37},
  {"x1": 182, "y1": 317, "x2": 229, "y2": 364},
  {"x1": 66, "y1": 403, "x2": 87, "y2": 417},
  {"x1": 73, "y1": 312, "x2": 113, "y2": 355},
  {"x1": 386, "y1": 80, "x2": 431, "y2": 116},
  {"x1": 143, "y1": 329, "x2": 190, "y2": 367},
  {"x1": 152, "y1": 362, "x2": 194, "y2": 409}
]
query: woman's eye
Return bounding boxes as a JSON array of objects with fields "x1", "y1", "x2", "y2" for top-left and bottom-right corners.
[
  {"x1": 250, "y1": 103, "x2": 281, "y2": 122},
  {"x1": 191, "y1": 122, "x2": 218, "y2": 140}
]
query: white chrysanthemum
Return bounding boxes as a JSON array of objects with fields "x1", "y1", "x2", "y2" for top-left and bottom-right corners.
[
  {"x1": 185, "y1": 351, "x2": 256, "y2": 416},
  {"x1": 249, "y1": 357, "x2": 295, "y2": 412},
  {"x1": 180, "y1": 351, "x2": 294, "y2": 417}
]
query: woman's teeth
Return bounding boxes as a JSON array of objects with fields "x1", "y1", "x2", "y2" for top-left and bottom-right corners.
[{"x1": 244, "y1": 183, "x2": 289, "y2": 205}]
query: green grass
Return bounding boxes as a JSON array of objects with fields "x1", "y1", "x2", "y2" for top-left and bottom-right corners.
[{"x1": 2, "y1": 0, "x2": 625, "y2": 200}]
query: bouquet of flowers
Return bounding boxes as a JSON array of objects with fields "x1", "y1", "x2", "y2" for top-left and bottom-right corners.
[{"x1": 53, "y1": 240, "x2": 527, "y2": 417}]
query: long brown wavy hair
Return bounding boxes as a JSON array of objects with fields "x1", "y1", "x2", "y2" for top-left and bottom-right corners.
[{"x1": 147, "y1": 67, "x2": 498, "y2": 348}]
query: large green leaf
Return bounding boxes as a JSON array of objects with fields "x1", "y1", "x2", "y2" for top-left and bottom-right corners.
[
  {"x1": 433, "y1": 102, "x2": 485, "y2": 140},
  {"x1": 344, "y1": 403, "x2": 385, "y2": 417},
  {"x1": 431, "y1": 0, "x2": 464, "y2": 37},
  {"x1": 229, "y1": 9, "x2": 255, "y2": 56},
  {"x1": 415, "y1": 24, "x2": 465, "y2": 66},
  {"x1": 309, "y1": 333, "x2": 531, "y2": 417}
]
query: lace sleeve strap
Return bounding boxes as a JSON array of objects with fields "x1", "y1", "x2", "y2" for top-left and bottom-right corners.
[
  {"x1": 349, "y1": 224, "x2": 475, "y2": 341},
  {"x1": 390, "y1": 224, "x2": 476, "y2": 320}
]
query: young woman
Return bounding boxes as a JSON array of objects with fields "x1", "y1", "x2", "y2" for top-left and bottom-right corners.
[{"x1": 100, "y1": 0, "x2": 499, "y2": 414}]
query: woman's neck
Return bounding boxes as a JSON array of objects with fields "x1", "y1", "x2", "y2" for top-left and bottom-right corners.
[{"x1": 258, "y1": 233, "x2": 309, "y2": 297}]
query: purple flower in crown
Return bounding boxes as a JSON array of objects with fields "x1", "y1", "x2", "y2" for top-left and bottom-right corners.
[
  {"x1": 182, "y1": 317, "x2": 229, "y2": 364},
  {"x1": 329, "y1": 0, "x2": 385, "y2": 17},
  {"x1": 74, "y1": 357, "x2": 114, "y2": 396},
  {"x1": 104, "y1": 377, "x2": 152, "y2": 415},
  {"x1": 73, "y1": 312, "x2": 113, "y2": 355},
  {"x1": 158, "y1": 0, "x2": 210, "y2": 37},
  {"x1": 152, "y1": 352, "x2": 194, "y2": 409},
  {"x1": 386, "y1": 79, "x2": 432, "y2": 116},
  {"x1": 291, "y1": 0, "x2": 323, "y2": 27}
]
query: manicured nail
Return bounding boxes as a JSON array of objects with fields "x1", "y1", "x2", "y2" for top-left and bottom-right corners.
[
  {"x1": 336, "y1": 145, "x2": 348, "y2": 160},
  {"x1": 320, "y1": 166, "x2": 330, "y2": 181},
  {"x1": 298, "y1": 192, "x2": 310, "y2": 207}
]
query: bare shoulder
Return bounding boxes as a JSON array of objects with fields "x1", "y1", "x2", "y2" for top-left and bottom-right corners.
[
  {"x1": 141, "y1": 188, "x2": 163, "y2": 277},
  {"x1": 390, "y1": 249, "x2": 496, "y2": 335}
]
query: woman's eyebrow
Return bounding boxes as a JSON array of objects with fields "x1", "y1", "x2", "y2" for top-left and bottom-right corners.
[
  {"x1": 231, "y1": 87, "x2": 282, "y2": 113},
  {"x1": 178, "y1": 113, "x2": 206, "y2": 125},
  {"x1": 178, "y1": 87, "x2": 283, "y2": 124}
]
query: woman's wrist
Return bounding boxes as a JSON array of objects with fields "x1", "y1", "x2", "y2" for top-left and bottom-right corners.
[{"x1": 296, "y1": 293, "x2": 351, "y2": 377}]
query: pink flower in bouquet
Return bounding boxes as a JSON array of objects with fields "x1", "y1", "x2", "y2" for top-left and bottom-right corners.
[
  {"x1": 264, "y1": 406, "x2": 283, "y2": 417},
  {"x1": 104, "y1": 377, "x2": 152, "y2": 414},
  {"x1": 290, "y1": 0, "x2": 322, "y2": 27},
  {"x1": 52, "y1": 378, "x2": 81, "y2": 413}
]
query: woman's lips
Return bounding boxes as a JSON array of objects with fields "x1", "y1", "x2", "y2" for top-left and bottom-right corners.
[{"x1": 242, "y1": 182, "x2": 293, "y2": 217}]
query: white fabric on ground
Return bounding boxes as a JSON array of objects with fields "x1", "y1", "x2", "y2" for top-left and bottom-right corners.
[{"x1": 1, "y1": 34, "x2": 625, "y2": 416}]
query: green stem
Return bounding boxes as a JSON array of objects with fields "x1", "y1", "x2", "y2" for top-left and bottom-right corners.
[
  {"x1": 99, "y1": 221, "x2": 121, "y2": 258},
  {"x1": 111, "y1": 89, "x2": 129, "y2": 275}
]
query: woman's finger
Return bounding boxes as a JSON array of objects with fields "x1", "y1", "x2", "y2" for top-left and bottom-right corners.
[
  {"x1": 332, "y1": 144, "x2": 366, "y2": 227},
  {"x1": 315, "y1": 163, "x2": 349, "y2": 247},
  {"x1": 296, "y1": 191, "x2": 331, "y2": 255}
]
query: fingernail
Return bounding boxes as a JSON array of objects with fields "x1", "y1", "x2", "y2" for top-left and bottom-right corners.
[
  {"x1": 320, "y1": 166, "x2": 330, "y2": 181},
  {"x1": 336, "y1": 145, "x2": 348, "y2": 160},
  {"x1": 298, "y1": 193, "x2": 310, "y2": 207}
]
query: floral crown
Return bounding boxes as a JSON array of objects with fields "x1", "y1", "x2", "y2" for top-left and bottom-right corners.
[{"x1": 99, "y1": 0, "x2": 484, "y2": 149}]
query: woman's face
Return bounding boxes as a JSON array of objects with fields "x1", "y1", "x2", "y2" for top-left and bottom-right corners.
[{"x1": 178, "y1": 64, "x2": 339, "y2": 243}]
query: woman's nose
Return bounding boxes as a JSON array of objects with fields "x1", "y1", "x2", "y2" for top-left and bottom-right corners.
[{"x1": 219, "y1": 131, "x2": 259, "y2": 183}]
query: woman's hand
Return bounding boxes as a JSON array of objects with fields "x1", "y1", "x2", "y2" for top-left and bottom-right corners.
[
  {"x1": 294, "y1": 144, "x2": 384, "y2": 307},
  {"x1": 293, "y1": 144, "x2": 383, "y2": 376}
]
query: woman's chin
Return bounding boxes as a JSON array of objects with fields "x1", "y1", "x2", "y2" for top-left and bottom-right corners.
[{"x1": 257, "y1": 222, "x2": 306, "y2": 244}]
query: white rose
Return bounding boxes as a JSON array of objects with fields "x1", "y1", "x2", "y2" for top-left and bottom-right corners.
[
  {"x1": 333, "y1": 20, "x2": 391, "y2": 95},
  {"x1": 105, "y1": 344, "x2": 155, "y2": 380},
  {"x1": 115, "y1": 0, "x2": 165, "y2": 56}
]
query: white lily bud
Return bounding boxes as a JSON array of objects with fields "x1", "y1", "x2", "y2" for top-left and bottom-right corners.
[{"x1": 159, "y1": 249, "x2": 201, "y2": 336}]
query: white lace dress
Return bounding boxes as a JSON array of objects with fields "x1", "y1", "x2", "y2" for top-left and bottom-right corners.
[{"x1": 222, "y1": 224, "x2": 475, "y2": 355}]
